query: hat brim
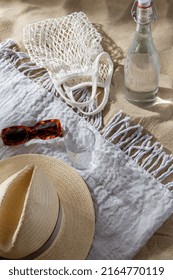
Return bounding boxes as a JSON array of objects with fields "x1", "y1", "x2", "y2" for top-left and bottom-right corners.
[{"x1": 0, "y1": 154, "x2": 95, "y2": 260}]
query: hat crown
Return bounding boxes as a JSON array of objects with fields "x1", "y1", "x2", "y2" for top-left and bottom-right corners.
[{"x1": 0, "y1": 165, "x2": 59, "y2": 259}]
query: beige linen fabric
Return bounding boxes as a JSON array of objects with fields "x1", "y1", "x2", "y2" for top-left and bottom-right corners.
[{"x1": 0, "y1": 0, "x2": 173, "y2": 259}]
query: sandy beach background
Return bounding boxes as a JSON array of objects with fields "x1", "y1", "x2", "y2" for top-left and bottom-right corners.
[{"x1": 0, "y1": 0, "x2": 173, "y2": 259}]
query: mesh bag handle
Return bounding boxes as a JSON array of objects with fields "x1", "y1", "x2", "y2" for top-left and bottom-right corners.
[
  {"x1": 50, "y1": 51, "x2": 113, "y2": 116},
  {"x1": 23, "y1": 12, "x2": 113, "y2": 116}
]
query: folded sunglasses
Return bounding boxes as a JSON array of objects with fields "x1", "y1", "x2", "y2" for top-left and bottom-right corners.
[{"x1": 1, "y1": 119, "x2": 63, "y2": 146}]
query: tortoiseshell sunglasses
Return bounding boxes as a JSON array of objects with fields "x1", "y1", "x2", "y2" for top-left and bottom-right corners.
[{"x1": 1, "y1": 119, "x2": 63, "y2": 146}]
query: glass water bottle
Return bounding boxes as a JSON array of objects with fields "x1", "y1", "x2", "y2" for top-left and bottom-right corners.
[{"x1": 124, "y1": 0, "x2": 160, "y2": 105}]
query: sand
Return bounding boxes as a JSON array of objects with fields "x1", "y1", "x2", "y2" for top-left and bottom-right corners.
[{"x1": 0, "y1": 0, "x2": 173, "y2": 260}]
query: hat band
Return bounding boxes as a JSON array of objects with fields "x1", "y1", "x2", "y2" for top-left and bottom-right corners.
[{"x1": 0, "y1": 202, "x2": 62, "y2": 260}]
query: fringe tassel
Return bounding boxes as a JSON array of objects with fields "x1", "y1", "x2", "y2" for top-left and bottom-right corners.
[
  {"x1": 102, "y1": 111, "x2": 173, "y2": 191},
  {"x1": 1, "y1": 40, "x2": 173, "y2": 189}
]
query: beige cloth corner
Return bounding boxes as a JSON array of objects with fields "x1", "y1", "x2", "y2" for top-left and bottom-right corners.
[{"x1": 0, "y1": 0, "x2": 173, "y2": 259}]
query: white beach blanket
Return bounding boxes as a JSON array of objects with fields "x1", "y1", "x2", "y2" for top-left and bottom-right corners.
[{"x1": 0, "y1": 40, "x2": 173, "y2": 260}]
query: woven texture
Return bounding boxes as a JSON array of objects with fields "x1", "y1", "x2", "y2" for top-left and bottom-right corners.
[
  {"x1": 23, "y1": 12, "x2": 105, "y2": 81},
  {"x1": 0, "y1": 155, "x2": 95, "y2": 260},
  {"x1": 0, "y1": 165, "x2": 59, "y2": 258}
]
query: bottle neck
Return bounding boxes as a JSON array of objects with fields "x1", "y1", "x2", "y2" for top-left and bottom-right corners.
[{"x1": 136, "y1": 23, "x2": 151, "y2": 34}]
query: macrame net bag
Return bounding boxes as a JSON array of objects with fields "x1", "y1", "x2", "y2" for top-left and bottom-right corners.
[{"x1": 23, "y1": 12, "x2": 113, "y2": 116}]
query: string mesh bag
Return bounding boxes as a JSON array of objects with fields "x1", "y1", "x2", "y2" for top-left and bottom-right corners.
[{"x1": 23, "y1": 12, "x2": 114, "y2": 116}]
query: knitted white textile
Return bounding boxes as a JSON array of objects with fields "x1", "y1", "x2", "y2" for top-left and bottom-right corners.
[{"x1": 23, "y1": 12, "x2": 114, "y2": 116}]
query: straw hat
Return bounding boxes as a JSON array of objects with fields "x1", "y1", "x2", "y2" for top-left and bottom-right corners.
[{"x1": 0, "y1": 154, "x2": 95, "y2": 260}]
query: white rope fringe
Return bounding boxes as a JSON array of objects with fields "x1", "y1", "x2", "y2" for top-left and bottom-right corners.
[{"x1": 101, "y1": 111, "x2": 173, "y2": 190}]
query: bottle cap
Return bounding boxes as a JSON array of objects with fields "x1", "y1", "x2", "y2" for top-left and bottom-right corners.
[{"x1": 138, "y1": 0, "x2": 151, "y2": 7}]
